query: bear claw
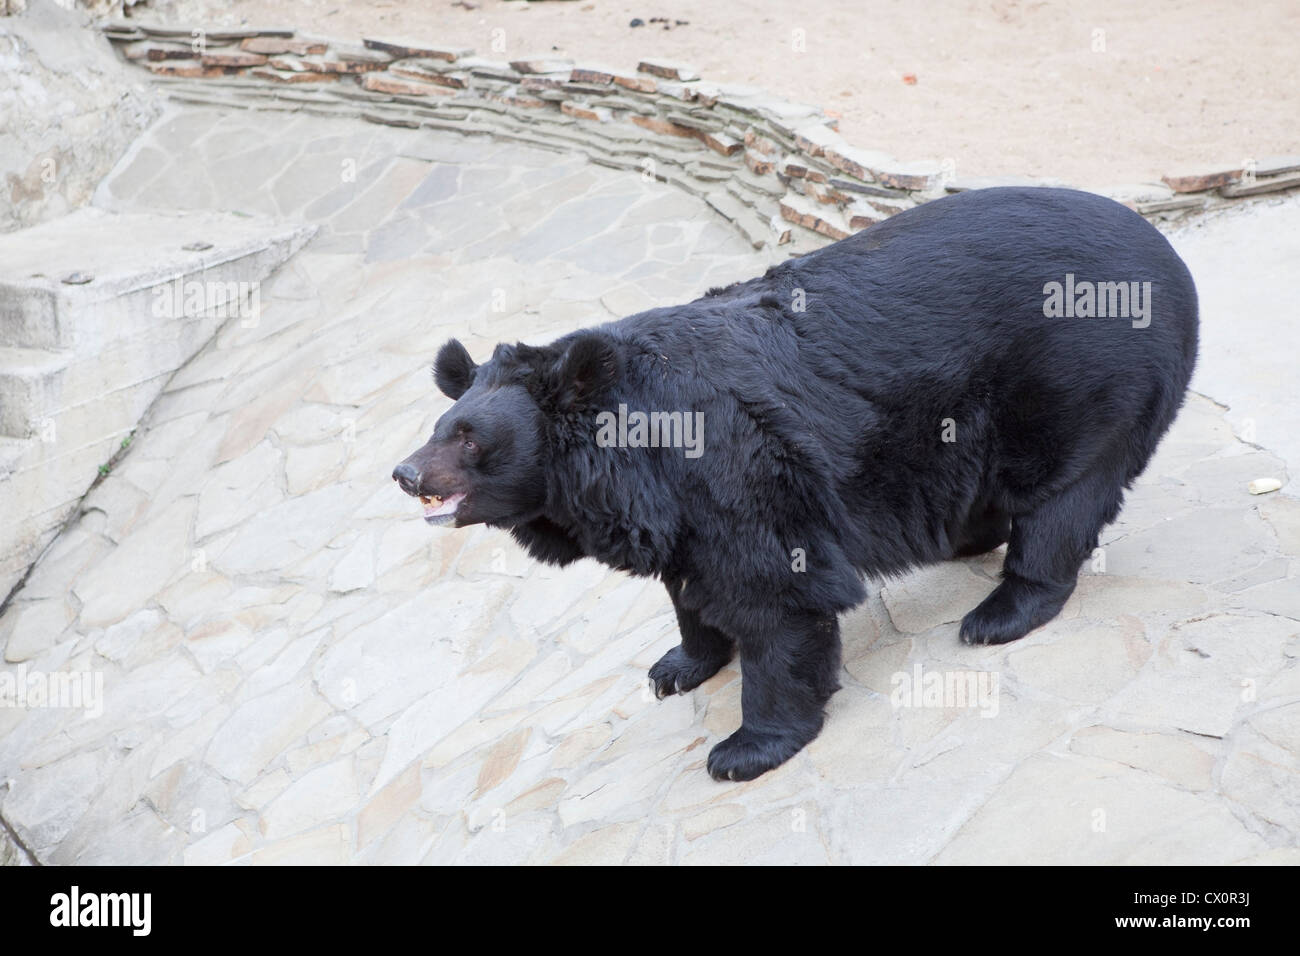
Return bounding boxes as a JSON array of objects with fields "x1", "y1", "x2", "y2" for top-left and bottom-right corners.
[
  {"x1": 648, "y1": 677, "x2": 681, "y2": 700},
  {"x1": 648, "y1": 644, "x2": 727, "y2": 699}
]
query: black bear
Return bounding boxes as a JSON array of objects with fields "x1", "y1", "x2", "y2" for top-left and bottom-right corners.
[{"x1": 393, "y1": 187, "x2": 1198, "y2": 781}]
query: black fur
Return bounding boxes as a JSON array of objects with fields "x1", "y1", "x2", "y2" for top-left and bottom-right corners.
[{"x1": 396, "y1": 187, "x2": 1199, "y2": 781}]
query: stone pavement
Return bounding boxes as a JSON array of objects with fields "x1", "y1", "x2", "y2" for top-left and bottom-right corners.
[{"x1": 0, "y1": 106, "x2": 1297, "y2": 865}]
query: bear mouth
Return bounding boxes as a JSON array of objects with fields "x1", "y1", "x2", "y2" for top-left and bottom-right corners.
[{"x1": 419, "y1": 492, "x2": 466, "y2": 527}]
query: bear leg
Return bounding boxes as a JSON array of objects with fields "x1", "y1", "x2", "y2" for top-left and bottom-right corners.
[
  {"x1": 649, "y1": 579, "x2": 734, "y2": 699},
  {"x1": 960, "y1": 467, "x2": 1124, "y2": 645},
  {"x1": 706, "y1": 612, "x2": 841, "y2": 781}
]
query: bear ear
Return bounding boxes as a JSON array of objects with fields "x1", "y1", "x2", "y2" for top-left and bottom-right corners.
[
  {"x1": 433, "y1": 338, "x2": 477, "y2": 400},
  {"x1": 552, "y1": 334, "x2": 623, "y2": 409}
]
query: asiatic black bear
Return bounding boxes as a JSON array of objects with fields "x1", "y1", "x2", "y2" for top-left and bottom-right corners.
[{"x1": 393, "y1": 187, "x2": 1199, "y2": 781}]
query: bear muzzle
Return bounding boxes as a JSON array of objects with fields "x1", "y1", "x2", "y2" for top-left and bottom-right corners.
[{"x1": 391, "y1": 460, "x2": 468, "y2": 526}]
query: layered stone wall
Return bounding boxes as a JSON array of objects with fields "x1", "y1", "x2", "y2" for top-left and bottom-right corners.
[{"x1": 99, "y1": 21, "x2": 1300, "y2": 251}]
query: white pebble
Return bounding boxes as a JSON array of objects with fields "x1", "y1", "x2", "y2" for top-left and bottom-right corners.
[{"x1": 1248, "y1": 477, "x2": 1283, "y2": 495}]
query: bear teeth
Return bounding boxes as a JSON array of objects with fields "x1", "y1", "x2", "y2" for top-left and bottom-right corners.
[{"x1": 419, "y1": 495, "x2": 432, "y2": 505}]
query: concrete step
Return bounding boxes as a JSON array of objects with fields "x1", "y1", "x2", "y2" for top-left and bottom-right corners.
[
  {"x1": 0, "y1": 435, "x2": 30, "y2": 480},
  {"x1": 0, "y1": 206, "x2": 315, "y2": 602},
  {"x1": 0, "y1": 207, "x2": 312, "y2": 350},
  {"x1": 0, "y1": 312, "x2": 233, "y2": 438},
  {"x1": 0, "y1": 347, "x2": 73, "y2": 438}
]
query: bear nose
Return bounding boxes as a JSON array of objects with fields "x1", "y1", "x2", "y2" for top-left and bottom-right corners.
[{"x1": 392, "y1": 462, "x2": 421, "y2": 495}]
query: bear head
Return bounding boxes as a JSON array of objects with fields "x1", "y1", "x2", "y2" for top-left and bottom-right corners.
[{"x1": 391, "y1": 332, "x2": 622, "y2": 528}]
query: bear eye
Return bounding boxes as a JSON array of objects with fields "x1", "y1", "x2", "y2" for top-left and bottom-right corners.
[{"x1": 462, "y1": 438, "x2": 477, "y2": 451}]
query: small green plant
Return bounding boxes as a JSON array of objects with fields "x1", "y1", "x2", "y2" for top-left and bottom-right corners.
[{"x1": 93, "y1": 430, "x2": 135, "y2": 485}]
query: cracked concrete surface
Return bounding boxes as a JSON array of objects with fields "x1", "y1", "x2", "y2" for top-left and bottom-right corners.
[{"x1": 0, "y1": 105, "x2": 1296, "y2": 865}]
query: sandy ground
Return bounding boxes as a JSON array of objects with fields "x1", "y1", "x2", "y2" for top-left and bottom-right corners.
[{"x1": 136, "y1": 0, "x2": 1299, "y2": 187}]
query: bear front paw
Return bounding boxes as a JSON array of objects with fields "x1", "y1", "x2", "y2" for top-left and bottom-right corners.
[
  {"x1": 648, "y1": 644, "x2": 727, "y2": 700},
  {"x1": 706, "y1": 726, "x2": 810, "y2": 782}
]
